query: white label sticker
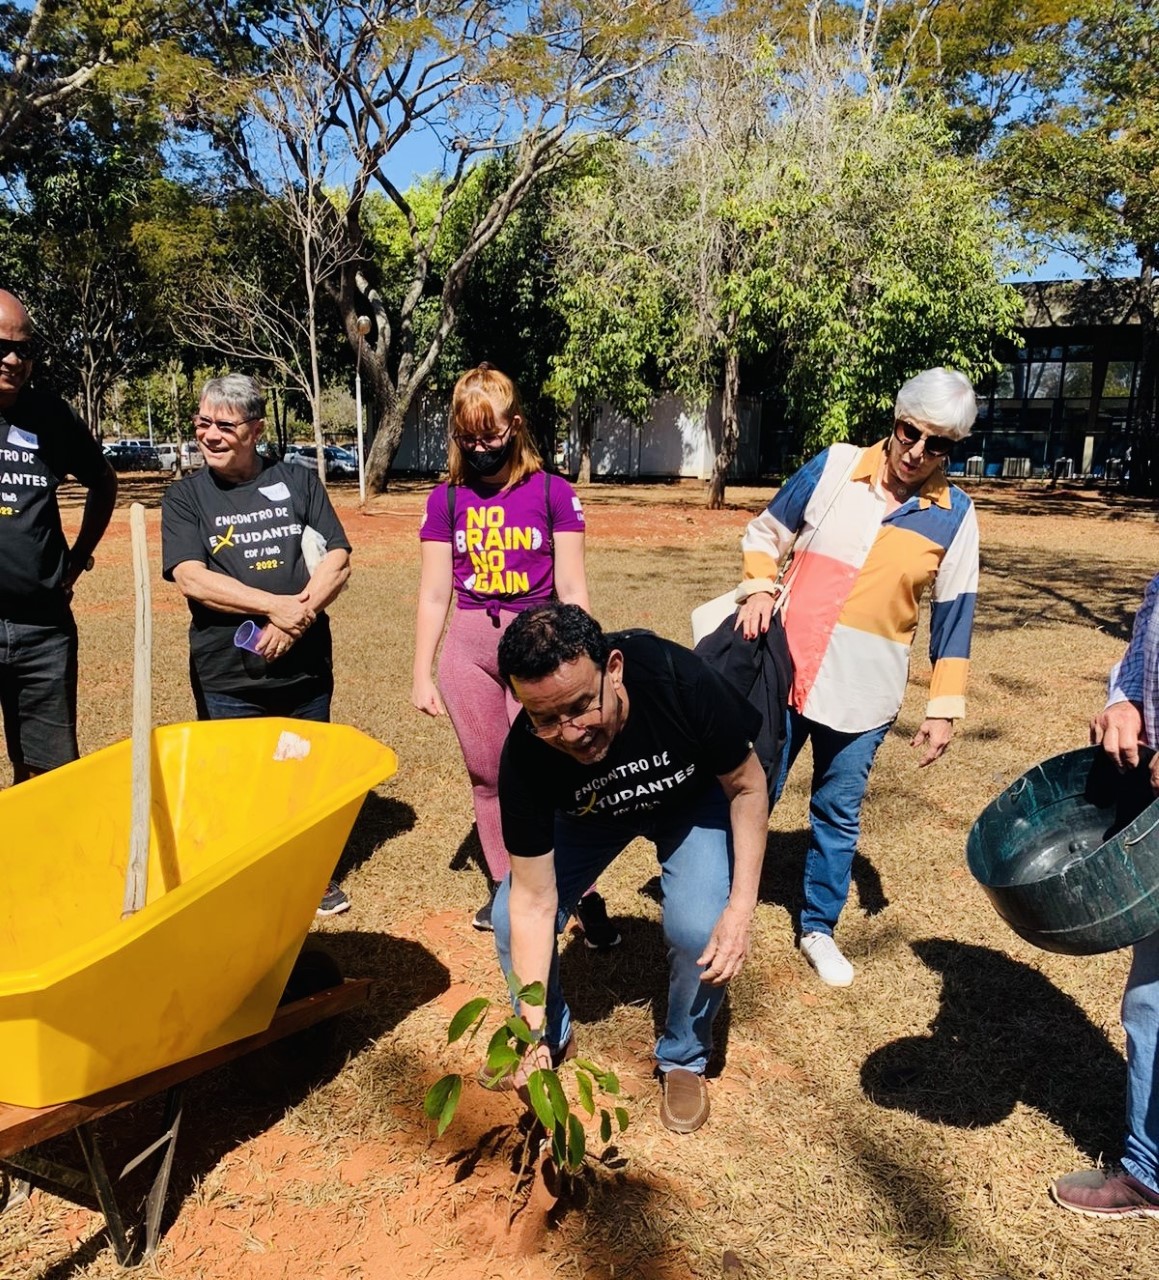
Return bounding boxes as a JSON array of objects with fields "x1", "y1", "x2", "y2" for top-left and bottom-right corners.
[
  {"x1": 273, "y1": 730, "x2": 312, "y2": 761},
  {"x1": 7, "y1": 426, "x2": 38, "y2": 448},
  {"x1": 259, "y1": 482, "x2": 291, "y2": 501}
]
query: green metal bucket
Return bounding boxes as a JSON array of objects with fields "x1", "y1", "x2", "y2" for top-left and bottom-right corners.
[{"x1": 966, "y1": 746, "x2": 1159, "y2": 955}]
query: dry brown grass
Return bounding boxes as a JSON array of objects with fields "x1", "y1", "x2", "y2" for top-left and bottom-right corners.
[{"x1": 2, "y1": 476, "x2": 1159, "y2": 1279}]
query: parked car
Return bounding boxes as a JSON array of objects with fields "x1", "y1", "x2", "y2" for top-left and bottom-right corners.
[
  {"x1": 283, "y1": 444, "x2": 358, "y2": 480},
  {"x1": 102, "y1": 440, "x2": 163, "y2": 471},
  {"x1": 154, "y1": 442, "x2": 204, "y2": 471}
]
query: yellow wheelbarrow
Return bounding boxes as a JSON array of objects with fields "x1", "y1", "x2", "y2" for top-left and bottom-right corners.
[
  {"x1": 0, "y1": 506, "x2": 398, "y2": 1265},
  {"x1": 0, "y1": 716, "x2": 396, "y2": 1108}
]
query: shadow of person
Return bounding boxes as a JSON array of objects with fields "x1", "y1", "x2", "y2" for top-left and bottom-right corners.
[
  {"x1": 758, "y1": 830, "x2": 888, "y2": 933},
  {"x1": 861, "y1": 938, "x2": 1125, "y2": 1160},
  {"x1": 449, "y1": 822, "x2": 484, "y2": 873},
  {"x1": 334, "y1": 791, "x2": 417, "y2": 880}
]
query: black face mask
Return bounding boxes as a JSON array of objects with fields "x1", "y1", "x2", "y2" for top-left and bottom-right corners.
[{"x1": 464, "y1": 438, "x2": 513, "y2": 476}]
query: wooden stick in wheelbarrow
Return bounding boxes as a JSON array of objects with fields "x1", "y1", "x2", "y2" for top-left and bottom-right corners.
[{"x1": 122, "y1": 502, "x2": 152, "y2": 919}]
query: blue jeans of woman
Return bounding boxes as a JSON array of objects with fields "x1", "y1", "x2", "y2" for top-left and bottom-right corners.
[
  {"x1": 1122, "y1": 932, "x2": 1159, "y2": 1193},
  {"x1": 774, "y1": 708, "x2": 890, "y2": 937},
  {"x1": 492, "y1": 784, "x2": 734, "y2": 1074}
]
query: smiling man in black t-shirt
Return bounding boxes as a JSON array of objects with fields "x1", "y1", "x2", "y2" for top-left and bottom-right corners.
[
  {"x1": 0, "y1": 289, "x2": 118, "y2": 783},
  {"x1": 493, "y1": 603, "x2": 769, "y2": 1133}
]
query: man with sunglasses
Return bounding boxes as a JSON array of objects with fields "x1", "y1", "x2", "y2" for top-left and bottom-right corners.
[
  {"x1": 735, "y1": 367, "x2": 980, "y2": 988},
  {"x1": 161, "y1": 374, "x2": 353, "y2": 913},
  {"x1": 0, "y1": 289, "x2": 117, "y2": 784},
  {"x1": 492, "y1": 602, "x2": 769, "y2": 1133}
]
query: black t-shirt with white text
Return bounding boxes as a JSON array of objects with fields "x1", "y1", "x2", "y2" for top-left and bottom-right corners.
[
  {"x1": 499, "y1": 631, "x2": 762, "y2": 858},
  {"x1": 160, "y1": 460, "x2": 351, "y2": 694},
  {"x1": 0, "y1": 386, "x2": 107, "y2": 621}
]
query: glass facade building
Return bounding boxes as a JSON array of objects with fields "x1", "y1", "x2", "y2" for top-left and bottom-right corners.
[{"x1": 968, "y1": 280, "x2": 1145, "y2": 481}]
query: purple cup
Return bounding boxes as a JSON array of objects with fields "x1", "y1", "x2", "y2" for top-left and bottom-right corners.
[{"x1": 233, "y1": 620, "x2": 265, "y2": 654}]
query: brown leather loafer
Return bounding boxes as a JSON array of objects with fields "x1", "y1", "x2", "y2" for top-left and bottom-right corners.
[{"x1": 658, "y1": 1068, "x2": 709, "y2": 1133}]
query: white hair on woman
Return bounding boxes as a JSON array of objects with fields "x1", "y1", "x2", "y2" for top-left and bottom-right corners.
[{"x1": 894, "y1": 368, "x2": 977, "y2": 441}]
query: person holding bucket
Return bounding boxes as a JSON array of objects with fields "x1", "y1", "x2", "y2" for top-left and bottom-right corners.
[
  {"x1": 734, "y1": 368, "x2": 980, "y2": 987},
  {"x1": 1050, "y1": 575, "x2": 1159, "y2": 1217},
  {"x1": 161, "y1": 373, "x2": 352, "y2": 914},
  {"x1": 411, "y1": 364, "x2": 618, "y2": 944}
]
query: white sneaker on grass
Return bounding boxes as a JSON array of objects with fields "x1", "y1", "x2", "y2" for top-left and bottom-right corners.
[{"x1": 800, "y1": 932, "x2": 854, "y2": 987}]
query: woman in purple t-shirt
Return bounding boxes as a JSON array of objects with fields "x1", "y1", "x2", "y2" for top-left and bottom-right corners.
[{"x1": 412, "y1": 365, "x2": 618, "y2": 943}]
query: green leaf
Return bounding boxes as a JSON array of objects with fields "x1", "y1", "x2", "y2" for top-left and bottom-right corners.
[
  {"x1": 515, "y1": 980, "x2": 546, "y2": 1007},
  {"x1": 504, "y1": 1015, "x2": 535, "y2": 1044},
  {"x1": 599, "y1": 1109, "x2": 612, "y2": 1143},
  {"x1": 526, "y1": 1070, "x2": 557, "y2": 1129},
  {"x1": 486, "y1": 1025, "x2": 511, "y2": 1058},
  {"x1": 615, "y1": 1107, "x2": 629, "y2": 1133},
  {"x1": 566, "y1": 1112, "x2": 586, "y2": 1171},
  {"x1": 544, "y1": 1069, "x2": 569, "y2": 1127},
  {"x1": 447, "y1": 997, "x2": 489, "y2": 1044},
  {"x1": 574, "y1": 1058, "x2": 602, "y2": 1075},
  {"x1": 486, "y1": 1042, "x2": 521, "y2": 1077},
  {"x1": 575, "y1": 1069, "x2": 595, "y2": 1116},
  {"x1": 423, "y1": 1074, "x2": 462, "y2": 1136},
  {"x1": 602, "y1": 1071, "x2": 621, "y2": 1096}
]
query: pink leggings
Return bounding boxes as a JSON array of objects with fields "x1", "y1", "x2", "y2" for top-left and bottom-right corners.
[{"x1": 438, "y1": 606, "x2": 521, "y2": 883}]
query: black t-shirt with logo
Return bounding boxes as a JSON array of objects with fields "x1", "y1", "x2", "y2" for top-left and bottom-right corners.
[
  {"x1": 0, "y1": 386, "x2": 107, "y2": 621},
  {"x1": 499, "y1": 631, "x2": 762, "y2": 858},
  {"x1": 160, "y1": 460, "x2": 351, "y2": 695}
]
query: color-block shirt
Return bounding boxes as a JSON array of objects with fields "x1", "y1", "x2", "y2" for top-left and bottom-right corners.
[
  {"x1": 741, "y1": 440, "x2": 979, "y2": 733},
  {"x1": 1106, "y1": 571, "x2": 1159, "y2": 744}
]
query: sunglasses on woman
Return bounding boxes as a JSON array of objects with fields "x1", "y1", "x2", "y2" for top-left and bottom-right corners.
[{"x1": 893, "y1": 419, "x2": 955, "y2": 459}]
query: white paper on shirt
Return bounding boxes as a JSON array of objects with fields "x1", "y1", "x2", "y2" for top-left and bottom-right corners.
[
  {"x1": 259, "y1": 481, "x2": 291, "y2": 501},
  {"x1": 7, "y1": 426, "x2": 38, "y2": 448}
]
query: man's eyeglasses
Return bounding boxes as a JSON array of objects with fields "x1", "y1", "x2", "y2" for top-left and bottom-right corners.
[
  {"x1": 453, "y1": 425, "x2": 511, "y2": 452},
  {"x1": 192, "y1": 415, "x2": 259, "y2": 435},
  {"x1": 524, "y1": 666, "x2": 607, "y2": 738},
  {"x1": 0, "y1": 339, "x2": 37, "y2": 362},
  {"x1": 893, "y1": 419, "x2": 955, "y2": 459}
]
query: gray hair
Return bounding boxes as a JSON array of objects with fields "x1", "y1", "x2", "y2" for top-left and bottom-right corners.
[
  {"x1": 200, "y1": 374, "x2": 266, "y2": 422},
  {"x1": 894, "y1": 368, "x2": 977, "y2": 441}
]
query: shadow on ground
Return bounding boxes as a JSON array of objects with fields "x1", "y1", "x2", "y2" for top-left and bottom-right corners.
[
  {"x1": 24, "y1": 930, "x2": 448, "y2": 1280},
  {"x1": 335, "y1": 791, "x2": 416, "y2": 881},
  {"x1": 861, "y1": 938, "x2": 1124, "y2": 1160},
  {"x1": 759, "y1": 829, "x2": 889, "y2": 935},
  {"x1": 979, "y1": 544, "x2": 1150, "y2": 642}
]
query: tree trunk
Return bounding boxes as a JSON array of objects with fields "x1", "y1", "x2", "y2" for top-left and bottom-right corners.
[
  {"x1": 1129, "y1": 252, "x2": 1158, "y2": 497},
  {"x1": 576, "y1": 400, "x2": 593, "y2": 486},
  {"x1": 365, "y1": 395, "x2": 410, "y2": 493},
  {"x1": 707, "y1": 342, "x2": 741, "y2": 509}
]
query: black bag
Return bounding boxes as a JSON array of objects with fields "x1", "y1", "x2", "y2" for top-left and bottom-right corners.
[{"x1": 694, "y1": 610, "x2": 793, "y2": 802}]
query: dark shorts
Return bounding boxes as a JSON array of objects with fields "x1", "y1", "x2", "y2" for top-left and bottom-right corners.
[{"x1": 0, "y1": 616, "x2": 79, "y2": 772}]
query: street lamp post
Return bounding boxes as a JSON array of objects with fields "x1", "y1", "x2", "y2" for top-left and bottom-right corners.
[{"x1": 355, "y1": 315, "x2": 371, "y2": 504}]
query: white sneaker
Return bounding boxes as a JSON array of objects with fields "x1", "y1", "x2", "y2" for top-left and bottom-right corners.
[{"x1": 800, "y1": 932, "x2": 854, "y2": 987}]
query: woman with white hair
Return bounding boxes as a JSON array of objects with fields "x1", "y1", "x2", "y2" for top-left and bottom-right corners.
[{"x1": 735, "y1": 368, "x2": 980, "y2": 987}]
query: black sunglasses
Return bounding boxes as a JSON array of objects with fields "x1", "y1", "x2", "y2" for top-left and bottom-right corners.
[
  {"x1": 893, "y1": 419, "x2": 955, "y2": 459},
  {"x1": 0, "y1": 339, "x2": 37, "y2": 362}
]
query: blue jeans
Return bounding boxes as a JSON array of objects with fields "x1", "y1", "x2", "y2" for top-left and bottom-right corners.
[
  {"x1": 1122, "y1": 932, "x2": 1159, "y2": 1193},
  {"x1": 0, "y1": 615, "x2": 79, "y2": 774},
  {"x1": 492, "y1": 785, "x2": 734, "y2": 1074},
  {"x1": 195, "y1": 684, "x2": 331, "y2": 723},
  {"x1": 774, "y1": 709, "x2": 890, "y2": 937}
]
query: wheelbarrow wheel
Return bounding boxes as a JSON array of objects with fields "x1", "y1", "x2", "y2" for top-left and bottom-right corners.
[
  {"x1": 233, "y1": 942, "x2": 344, "y2": 1097},
  {"x1": 0, "y1": 1170, "x2": 30, "y2": 1214}
]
